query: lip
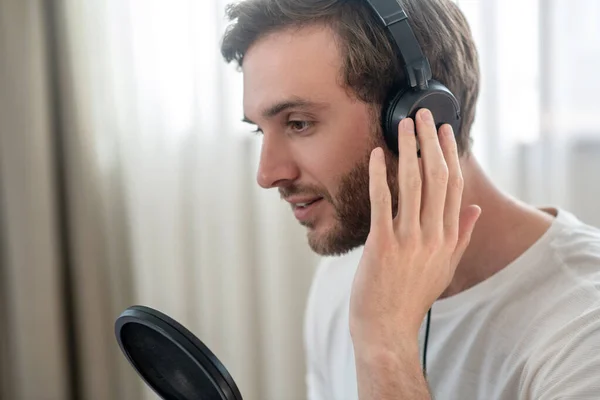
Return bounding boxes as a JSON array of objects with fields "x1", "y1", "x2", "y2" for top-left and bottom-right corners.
[
  {"x1": 286, "y1": 196, "x2": 322, "y2": 205},
  {"x1": 291, "y1": 198, "x2": 324, "y2": 222}
]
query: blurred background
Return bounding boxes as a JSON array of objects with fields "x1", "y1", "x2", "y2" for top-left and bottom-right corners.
[{"x1": 1, "y1": 0, "x2": 599, "y2": 399}]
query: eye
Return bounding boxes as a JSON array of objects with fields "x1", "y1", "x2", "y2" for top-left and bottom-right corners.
[
  {"x1": 288, "y1": 120, "x2": 312, "y2": 133},
  {"x1": 251, "y1": 126, "x2": 263, "y2": 135}
]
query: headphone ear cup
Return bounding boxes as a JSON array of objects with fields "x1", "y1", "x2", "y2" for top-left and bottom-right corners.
[{"x1": 382, "y1": 80, "x2": 461, "y2": 155}]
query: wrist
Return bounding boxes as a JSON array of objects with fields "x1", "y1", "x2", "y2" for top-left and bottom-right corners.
[
  {"x1": 349, "y1": 310, "x2": 425, "y2": 348},
  {"x1": 350, "y1": 318, "x2": 420, "y2": 350},
  {"x1": 352, "y1": 329, "x2": 431, "y2": 399},
  {"x1": 352, "y1": 332, "x2": 420, "y2": 367}
]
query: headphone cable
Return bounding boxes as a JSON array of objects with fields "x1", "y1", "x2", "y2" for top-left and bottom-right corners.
[{"x1": 422, "y1": 307, "x2": 432, "y2": 376}]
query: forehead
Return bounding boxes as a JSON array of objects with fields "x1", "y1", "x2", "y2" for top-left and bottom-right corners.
[{"x1": 241, "y1": 25, "x2": 345, "y2": 116}]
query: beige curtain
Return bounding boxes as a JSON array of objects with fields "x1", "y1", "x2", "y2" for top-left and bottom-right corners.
[
  {"x1": 0, "y1": 1, "x2": 71, "y2": 399},
  {"x1": 0, "y1": 1, "x2": 319, "y2": 399},
  {"x1": 0, "y1": 0, "x2": 141, "y2": 399}
]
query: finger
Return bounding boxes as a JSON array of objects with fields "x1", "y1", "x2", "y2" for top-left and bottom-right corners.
[
  {"x1": 417, "y1": 108, "x2": 448, "y2": 232},
  {"x1": 368, "y1": 147, "x2": 393, "y2": 235},
  {"x1": 397, "y1": 117, "x2": 421, "y2": 230},
  {"x1": 439, "y1": 124, "x2": 464, "y2": 235},
  {"x1": 450, "y1": 205, "x2": 481, "y2": 267}
]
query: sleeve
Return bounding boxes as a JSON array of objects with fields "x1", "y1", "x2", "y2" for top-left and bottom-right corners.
[
  {"x1": 303, "y1": 260, "x2": 332, "y2": 400},
  {"x1": 522, "y1": 307, "x2": 600, "y2": 399}
]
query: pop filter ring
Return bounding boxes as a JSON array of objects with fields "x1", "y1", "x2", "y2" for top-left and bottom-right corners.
[{"x1": 115, "y1": 305, "x2": 243, "y2": 400}]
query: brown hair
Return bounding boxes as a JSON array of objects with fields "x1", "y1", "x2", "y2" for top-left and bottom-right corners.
[{"x1": 220, "y1": 0, "x2": 480, "y2": 154}]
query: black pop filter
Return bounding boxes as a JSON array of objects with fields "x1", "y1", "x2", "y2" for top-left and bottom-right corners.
[{"x1": 115, "y1": 305, "x2": 243, "y2": 400}]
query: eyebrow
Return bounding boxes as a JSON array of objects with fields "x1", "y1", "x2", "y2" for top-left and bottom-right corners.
[{"x1": 242, "y1": 97, "x2": 329, "y2": 124}]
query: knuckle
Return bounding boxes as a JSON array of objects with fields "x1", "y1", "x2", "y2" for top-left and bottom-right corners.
[
  {"x1": 430, "y1": 165, "x2": 449, "y2": 184},
  {"x1": 367, "y1": 230, "x2": 390, "y2": 250},
  {"x1": 397, "y1": 224, "x2": 420, "y2": 244},
  {"x1": 423, "y1": 230, "x2": 444, "y2": 250},
  {"x1": 406, "y1": 173, "x2": 422, "y2": 190},
  {"x1": 448, "y1": 175, "x2": 464, "y2": 191},
  {"x1": 374, "y1": 187, "x2": 391, "y2": 205}
]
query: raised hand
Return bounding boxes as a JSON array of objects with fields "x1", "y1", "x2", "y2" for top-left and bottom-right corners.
[{"x1": 350, "y1": 108, "x2": 481, "y2": 399}]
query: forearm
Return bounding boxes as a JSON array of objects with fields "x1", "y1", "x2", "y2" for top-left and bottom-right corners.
[{"x1": 353, "y1": 340, "x2": 431, "y2": 400}]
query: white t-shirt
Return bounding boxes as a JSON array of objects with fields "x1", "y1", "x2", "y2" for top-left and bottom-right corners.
[{"x1": 304, "y1": 208, "x2": 600, "y2": 400}]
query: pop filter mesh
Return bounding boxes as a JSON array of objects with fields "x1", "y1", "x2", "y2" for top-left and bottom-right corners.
[{"x1": 120, "y1": 322, "x2": 225, "y2": 400}]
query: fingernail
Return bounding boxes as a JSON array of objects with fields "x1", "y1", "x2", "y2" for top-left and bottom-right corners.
[
  {"x1": 420, "y1": 109, "x2": 433, "y2": 123},
  {"x1": 372, "y1": 146, "x2": 384, "y2": 160},
  {"x1": 443, "y1": 124, "x2": 454, "y2": 138},
  {"x1": 401, "y1": 118, "x2": 414, "y2": 133}
]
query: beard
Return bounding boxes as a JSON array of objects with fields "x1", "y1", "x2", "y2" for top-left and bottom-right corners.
[{"x1": 280, "y1": 120, "x2": 399, "y2": 256}]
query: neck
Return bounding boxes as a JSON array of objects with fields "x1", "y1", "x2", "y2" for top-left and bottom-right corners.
[{"x1": 440, "y1": 154, "x2": 555, "y2": 299}]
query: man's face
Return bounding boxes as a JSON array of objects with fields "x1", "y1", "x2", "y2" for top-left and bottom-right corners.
[{"x1": 242, "y1": 25, "x2": 398, "y2": 256}]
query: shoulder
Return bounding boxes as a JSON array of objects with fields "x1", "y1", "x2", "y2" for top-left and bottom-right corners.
[
  {"x1": 550, "y1": 209, "x2": 600, "y2": 258},
  {"x1": 526, "y1": 209, "x2": 600, "y2": 335},
  {"x1": 521, "y1": 209, "x2": 600, "y2": 396},
  {"x1": 547, "y1": 209, "x2": 600, "y2": 290},
  {"x1": 521, "y1": 299, "x2": 600, "y2": 397}
]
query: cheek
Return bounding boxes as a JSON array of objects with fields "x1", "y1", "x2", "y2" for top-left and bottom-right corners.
[
  {"x1": 316, "y1": 110, "x2": 375, "y2": 158},
  {"x1": 294, "y1": 119, "x2": 375, "y2": 195}
]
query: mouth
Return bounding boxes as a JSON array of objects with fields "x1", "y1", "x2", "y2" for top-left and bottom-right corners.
[{"x1": 290, "y1": 197, "x2": 324, "y2": 222}]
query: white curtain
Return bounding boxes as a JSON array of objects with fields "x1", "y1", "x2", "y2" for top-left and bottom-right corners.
[
  {"x1": 460, "y1": 0, "x2": 600, "y2": 226},
  {"x1": 1, "y1": 1, "x2": 599, "y2": 400}
]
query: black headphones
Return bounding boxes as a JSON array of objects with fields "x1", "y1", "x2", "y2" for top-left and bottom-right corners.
[{"x1": 364, "y1": 0, "x2": 461, "y2": 154}]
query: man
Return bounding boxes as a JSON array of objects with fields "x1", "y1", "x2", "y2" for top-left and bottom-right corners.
[{"x1": 220, "y1": 0, "x2": 600, "y2": 399}]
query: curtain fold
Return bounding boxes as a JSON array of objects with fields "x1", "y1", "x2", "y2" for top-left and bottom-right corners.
[
  {"x1": 43, "y1": 1, "x2": 150, "y2": 398},
  {"x1": 0, "y1": 1, "x2": 71, "y2": 399}
]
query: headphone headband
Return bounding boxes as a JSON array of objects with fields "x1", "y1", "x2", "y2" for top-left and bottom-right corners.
[{"x1": 364, "y1": 0, "x2": 432, "y2": 89}]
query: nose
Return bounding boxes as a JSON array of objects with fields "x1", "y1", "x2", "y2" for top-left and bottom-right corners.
[{"x1": 256, "y1": 133, "x2": 300, "y2": 189}]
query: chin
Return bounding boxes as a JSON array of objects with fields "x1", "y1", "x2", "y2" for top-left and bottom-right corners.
[{"x1": 305, "y1": 219, "x2": 365, "y2": 257}]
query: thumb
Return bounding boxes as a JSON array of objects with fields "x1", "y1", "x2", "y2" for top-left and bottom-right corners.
[{"x1": 451, "y1": 205, "x2": 482, "y2": 266}]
